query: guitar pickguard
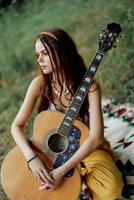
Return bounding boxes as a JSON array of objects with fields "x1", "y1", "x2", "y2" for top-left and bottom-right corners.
[{"x1": 54, "y1": 125, "x2": 81, "y2": 176}]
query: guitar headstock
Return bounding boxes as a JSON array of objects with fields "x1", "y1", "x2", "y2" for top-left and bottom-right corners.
[{"x1": 98, "y1": 22, "x2": 122, "y2": 53}]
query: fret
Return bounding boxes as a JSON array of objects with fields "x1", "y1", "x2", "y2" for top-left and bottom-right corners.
[
  {"x1": 58, "y1": 127, "x2": 68, "y2": 135},
  {"x1": 70, "y1": 101, "x2": 81, "y2": 114},
  {"x1": 73, "y1": 98, "x2": 81, "y2": 105},
  {"x1": 81, "y1": 80, "x2": 90, "y2": 88},
  {"x1": 97, "y1": 51, "x2": 105, "y2": 57},
  {"x1": 92, "y1": 58, "x2": 100, "y2": 66},
  {"x1": 91, "y1": 52, "x2": 104, "y2": 67},
  {"x1": 76, "y1": 90, "x2": 86, "y2": 99},
  {"x1": 58, "y1": 114, "x2": 74, "y2": 135},
  {"x1": 72, "y1": 99, "x2": 80, "y2": 105},
  {"x1": 66, "y1": 111, "x2": 76, "y2": 119},
  {"x1": 77, "y1": 89, "x2": 85, "y2": 95},
  {"x1": 70, "y1": 105, "x2": 79, "y2": 113},
  {"x1": 70, "y1": 104, "x2": 80, "y2": 115},
  {"x1": 76, "y1": 91, "x2": 86, "y2": 100},
  {"x1": 86, "y1": 70, "x2": 95, "y2": 79},
  {"x1": 59, "y1": 124, "x2": 68, "y2": 131},
  {"x1": 72, "y1": 99, "x2": 82, "y2": 107},
  {"x1": 59, "y1": 129, "x2": 69, "y2": 136},
  {"x1": 66, "y1": 109, "x2": 76, "y2": 121}
]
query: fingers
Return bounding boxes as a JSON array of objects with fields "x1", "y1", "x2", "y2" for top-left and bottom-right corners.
[
  {"x1": 33, "y1": 168, "x2": 54, "y2": 185},
  {"x1": 38, "y1": 183, "x2": 56, "y2": 191},
  {"x1": 34, "y1": 171, "x2": 41, "y2": 180},
  {"x1": 42, "y1": 168, "x2": 54, "y2": 183},
  {"x1": 35, "y1": 170, "x2": 49, "y2": 183},
  {"x1": 29, "y1": 157, "x2": 54, "y2": 184}
]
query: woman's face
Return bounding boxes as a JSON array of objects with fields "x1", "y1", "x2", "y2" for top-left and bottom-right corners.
[{"x1": 35, "y1": 39, "x2": 53, "y2": 74}]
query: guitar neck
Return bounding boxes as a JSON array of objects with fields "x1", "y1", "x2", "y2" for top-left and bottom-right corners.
[{"x1": 58, "y1": 50, "x2": 105, "y2": 136}]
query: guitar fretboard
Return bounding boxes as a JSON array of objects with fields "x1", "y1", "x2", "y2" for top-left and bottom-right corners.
[{"x1": 58, "y1": 51, "x2": 105, "y2": 136}]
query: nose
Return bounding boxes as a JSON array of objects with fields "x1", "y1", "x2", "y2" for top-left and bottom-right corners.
[{"x1": 38, "y1": 54, "x2": 44, "y2": 63}]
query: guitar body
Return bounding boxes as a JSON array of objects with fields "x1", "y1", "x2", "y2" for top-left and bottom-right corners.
[{"x1": 1, "y1": 111, "x2": 90, "y2": 200}]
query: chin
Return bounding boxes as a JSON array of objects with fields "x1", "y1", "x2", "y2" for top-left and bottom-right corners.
[{"x1": 42, "y1": 69, "x2": 52, "y2": 74}]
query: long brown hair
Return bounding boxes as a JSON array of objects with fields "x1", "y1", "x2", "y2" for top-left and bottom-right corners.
[{"x1": 35, "y1": 28, "x2": 89, "y2": 124}]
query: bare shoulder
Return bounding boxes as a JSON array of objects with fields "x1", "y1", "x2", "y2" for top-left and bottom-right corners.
[
  {"x1": 11, "y1": 76, "x2": 43, "y2": 127},
  {"x1": 31, "y1": 75, "x2": 42, "y2": 88},
  {"x1": 28, "y1": 75, "x2": 43, "y2": 97}
]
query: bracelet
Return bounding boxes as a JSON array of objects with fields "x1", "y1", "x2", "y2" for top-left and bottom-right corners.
[{"x1": 27, "y1": 154, "x2": 38, "y2": 171}]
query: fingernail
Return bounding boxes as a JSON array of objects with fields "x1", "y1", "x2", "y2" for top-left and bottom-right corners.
[{"x1": 38, "y1": 185, "x2": 45, "y2": 190}]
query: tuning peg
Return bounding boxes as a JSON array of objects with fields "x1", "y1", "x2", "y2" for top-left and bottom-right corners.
[
  {"x1": 116, "y1": 39, "x2": 119, "y2": 43},
  {"x1": 99, "y1": 34, "x2": 103, "y2": 37}
]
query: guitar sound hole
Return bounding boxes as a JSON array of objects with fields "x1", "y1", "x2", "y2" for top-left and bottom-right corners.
[{"x1": 48, "y1": 133, "x2": 68, "y2": 153}]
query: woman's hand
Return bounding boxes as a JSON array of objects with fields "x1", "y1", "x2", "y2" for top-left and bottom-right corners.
[
  {"x1": 28, "y1": 156, "x2": 54, "y2": 185},
  {"x1": 38, "y1": 166, "x2": 65, "y2": 191}
]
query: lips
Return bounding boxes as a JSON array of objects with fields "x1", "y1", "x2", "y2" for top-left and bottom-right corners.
[{"x1": 40, "y1": 65, "x2": 46, "y2": 69}]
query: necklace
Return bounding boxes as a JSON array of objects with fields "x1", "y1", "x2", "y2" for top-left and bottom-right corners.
[{"x1": 51, "y1": 82, "x2": 71, "y2": 96}]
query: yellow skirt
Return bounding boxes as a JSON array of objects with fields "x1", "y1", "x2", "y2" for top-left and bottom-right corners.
[{"x1": 78, "y1": 148, "x2": 124, "y2": 200}]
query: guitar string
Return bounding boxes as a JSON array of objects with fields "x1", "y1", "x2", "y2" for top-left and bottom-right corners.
[
  {"x1": 51, "y1": 80, "x2": 85, "y2": 152},
  {"x1": 50, "y1": 82, "x2": 75, "y2": 152},
  {"x1": 51, "y1": 75, "x2": 90, "y2": 152},
  {"x1": 53, "y1": 107, "x2": 71, "y2": 153},
  {"x1": 51, "y1": 87, "x2": 71, "y2": 152},
  {"x1": 51, "y1": 92, "x2": 81, "y2": 153}
]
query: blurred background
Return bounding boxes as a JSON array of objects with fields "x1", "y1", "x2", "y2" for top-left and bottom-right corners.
[{"x1": 0, "y1": 0, "x2": 133, "y2": 199}]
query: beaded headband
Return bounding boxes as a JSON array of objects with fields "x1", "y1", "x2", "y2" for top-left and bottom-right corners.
[{"x1": 40, "y1": 32, "x2": 58, "y2": 41}]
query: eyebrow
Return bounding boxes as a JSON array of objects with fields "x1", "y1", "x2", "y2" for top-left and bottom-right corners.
[{"x1": 35, "y1": 50, "x2": 47, "y2": 54}]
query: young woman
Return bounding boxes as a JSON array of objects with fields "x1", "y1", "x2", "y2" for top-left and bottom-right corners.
[{"x1": 11, "y1": 28, "x2": 123, "y2": 200}]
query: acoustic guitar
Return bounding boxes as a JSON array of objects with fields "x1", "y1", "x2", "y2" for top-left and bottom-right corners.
[{"x1": 1, "y1": 23, "x2": 121, "y2": 200}]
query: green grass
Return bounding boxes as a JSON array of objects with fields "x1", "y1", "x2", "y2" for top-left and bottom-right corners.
[{"x1": 0, "y1": 0, "x2": 133, "y2": 199}]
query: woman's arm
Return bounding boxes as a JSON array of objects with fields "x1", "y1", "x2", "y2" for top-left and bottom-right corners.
[
  {"x1": 11, "y1": 76, "x2": 42, "y2": 160},
  {"x1": 11, "y1": 76, "x2": 54, "y2": 184},
  {"x1": 61, "y1": 81, "x2": 105, "y2": 174}
]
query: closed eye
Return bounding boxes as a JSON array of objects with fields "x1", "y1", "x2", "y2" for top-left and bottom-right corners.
[
  {"x1": 35, "y1": 51, "x2": 49, "y2": 59},
  {"x1": 42, "y1": 51, "x2": 49, "y2": 56}
]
